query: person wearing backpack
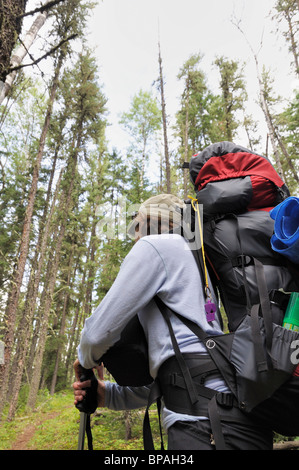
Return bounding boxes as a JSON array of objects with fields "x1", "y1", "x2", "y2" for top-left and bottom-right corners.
[{"x1": 73, "y1": 194, "x2": 273, "y2": 450}]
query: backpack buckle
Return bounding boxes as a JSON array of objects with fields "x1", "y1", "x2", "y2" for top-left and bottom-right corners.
[
  {"x1": 216, "y1": 392, "x2": 234, "y2": 408},
  {"x1": 233, "y1": 255, "x2": 252, "y2": 268}
]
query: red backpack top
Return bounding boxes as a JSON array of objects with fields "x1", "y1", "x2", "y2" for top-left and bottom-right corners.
[{"x1": 189, "y1": 141, "x2": 289, "y2": 217}]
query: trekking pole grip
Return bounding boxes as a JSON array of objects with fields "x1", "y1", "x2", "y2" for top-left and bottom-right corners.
[{"x1": 76, "y1": 367, "x2": 98, "y2": 414}]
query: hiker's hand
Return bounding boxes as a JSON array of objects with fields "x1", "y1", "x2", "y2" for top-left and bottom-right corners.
[
  {"x1": 73, "y1": 358, "x2": 86, "y2": 382},
  {"x1": 73, "y1": 359, "x2": 105, "y2": 408}
]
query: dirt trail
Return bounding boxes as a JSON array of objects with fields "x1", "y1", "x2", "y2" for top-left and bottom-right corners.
[{"x1": 10, "y1": 411, "x2": 60, "y2": 450}]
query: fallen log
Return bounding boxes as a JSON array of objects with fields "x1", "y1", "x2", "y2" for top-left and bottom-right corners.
[{"x1": 274, "y1": 440, "x2": 299, "y2": 450}]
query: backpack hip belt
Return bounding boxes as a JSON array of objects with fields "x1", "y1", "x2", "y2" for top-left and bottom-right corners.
[
  {"x1": 143, "y1": 349, "x2": 259, "y2": 451},
  {"x1": 158, "y1": 354, "x2": 237, "y2": 418},
  {"x1": 158, "y1": 353, "x2": 225, "y2": 417},
  {"x1": 144, "y1": 297, "x2": 257, "y2": 451},
  {"x1": 157, "y1": 353, "x2": 254, "y2": 428}
]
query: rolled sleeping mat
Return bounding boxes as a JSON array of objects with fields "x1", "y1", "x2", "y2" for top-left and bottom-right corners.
[{"x1": 270, "y1": 197, "x2": 299, "y2": 264}]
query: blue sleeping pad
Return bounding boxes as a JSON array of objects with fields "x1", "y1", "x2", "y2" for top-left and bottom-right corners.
[{"x1": 270, "y1": 197, "x2": 299, "y2": 264}]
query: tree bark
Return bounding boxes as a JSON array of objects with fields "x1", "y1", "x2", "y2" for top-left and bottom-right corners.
[
  {"x1": 285, "y1": 8, "x2": 299, "y2": 77},
  {"x1": 183, "y1": 76, "x2": 190, "y2": 200},
  {"x1": 158, "y1": 41, "x2": 171, "y2": 193},
  {"x1": 232, "y1": 19, "x2": 285, "y2": 179},
  {"x1": 0, "y1": 2, "x2": 49, "y2": 104},
  {"x1": 0, "y1": 0, "x2": 27, "y2": 83},
  {"x1": 0, "y1": 53, "x2": 63, "y2": 416},
  {"x1": 274, "y1": 440, "x2": 299, "y2": 450},
  {"x1": 274, "y1": 129, "x2": 299, "y2": 183},
  {"x1": 6, "y1": 169, "x2": 62, "y2": 420},
  {"x1": 50, "y1": 256, "x2": 74, "y2": 395},
  {"x1": 26, "y1": 136, "x2": 80, "y2": 410},
  {"x1": 257, "y1": 69, "x2": 284, "y2": 179}
]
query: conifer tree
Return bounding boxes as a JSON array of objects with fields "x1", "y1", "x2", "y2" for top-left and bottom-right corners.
[
  {"x1": 176, "y1": 54, "x2": 203, "y2": 198},
  {"x1": 119, "y1": 89, "x2": 162, "y2": 197},
  {"x1": 0, "y1": 0, "x2": 97, "y2": 418},
  {"x1": 26, "y1": 50, "x2": 107, "y2": 410},
  {"x1": 273, "y1": 0, "x2": 299, "y2": 77},
  {"x1": 157, "y1": 41, "x2": 171, "y2": 193},
  {"x1": 175, "y1": 54, "x2": 224, "y2": 198},
  {"x1": 261, "y1": 68, "x2": 299, "y2": 185},
  {"x1": 0, "y1": 0, "x2": 67, "y2": 104},
  {"x1": 276, "y1": 92, "x2": 299, "y2": 193},
  {"x1": 214, "y1": 56, "x2": 248, "y2": 142},
  {"x1": 0, "y1": 0, "x2": 28, "y2": 83}
]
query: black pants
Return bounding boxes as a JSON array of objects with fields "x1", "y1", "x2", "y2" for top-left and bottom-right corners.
[{"x1": 168, "y1": 419, "x2": 273, "y2": 450}]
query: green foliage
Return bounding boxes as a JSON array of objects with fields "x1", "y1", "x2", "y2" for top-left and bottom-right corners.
[
  {"x1": 214, "y1": 56, "x2": 248, "y2": 142},
  {"x1": 120, "y1": 89, "x2": 162, "y2": 149},
  {"x1": 119, "y1": 89, "x2": 162, "y2": 190},
  {"x1": 176, "y1": 53, "x2": 222, "y2": 153},
  {"x1": 0, "y1": 389, "x2": 164, "y2": 450},
  {"x1": 276, "y1": 91, "x2": 299, "y2": 193},
  {"x1": 0, "y1": 0, "x2": 298, "y2": 430},
  {"x1": 0, "y1": 77, "x2": 47, "y2": 302}
]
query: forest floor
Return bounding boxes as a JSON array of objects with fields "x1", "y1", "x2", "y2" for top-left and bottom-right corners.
[
  {"x1": 0, "y1": 389, "x2": 158, "y2": 451},
  {"x1": 2, "y1": 388, "x2": 299, "y2": 451},
  {"x1": 10, "y1": 411, "x2": 61, "y2": 450}
]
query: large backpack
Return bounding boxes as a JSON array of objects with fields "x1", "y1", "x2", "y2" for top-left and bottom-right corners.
[
  {"x1": 94, "y1": 145, "x2": 299, "y2": 448},
  {"x1": 183, "y1": 141, "x2": 299, "y2": 439},
  {"x1": 188, "y1": 141, "x2": 299, "y2": 332}
]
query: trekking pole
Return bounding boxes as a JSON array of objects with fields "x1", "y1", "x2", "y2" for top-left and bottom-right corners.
[
  {"x1": 78, "y1": 408, "x2": 88, "y2": 450},
  {"x1": 75, "y1": 368, "x2": 98, "y2": 450}
]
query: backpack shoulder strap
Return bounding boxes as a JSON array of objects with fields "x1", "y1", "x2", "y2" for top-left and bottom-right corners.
[{"x1": 154, "y1": 295, "x2": 200, "y2": 405}]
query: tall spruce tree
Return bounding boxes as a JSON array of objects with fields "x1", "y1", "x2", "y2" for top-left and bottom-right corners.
[
  {"x1": 119, "y1": 89, "x2": 162, "y2": 198},
  {"x1": 0, "y1": 0, "x2": 98, "y2": 418},
  {"x1": 175, "y1": 54, "x2": 224, "y2": 198},
  {"x1": 214, "y1": 56, "x2": 248, "y2": 142},
  {"x1": 157, "y1": 40, "x2": 171, "y2": 193},
  {"x1": 272, "y1": 0, "x2": 299, "y2": 77},
  {"x1": 26, "y1": 50, "x2": 107, "y2": 410}
]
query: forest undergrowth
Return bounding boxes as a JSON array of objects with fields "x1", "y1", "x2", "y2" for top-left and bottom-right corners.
[
  {"x1": 0, "y1": 387, "x2": 298, "y2": 451},
  {"x1": 0, "y1": 388, "x2": 164, "y2": 451}
]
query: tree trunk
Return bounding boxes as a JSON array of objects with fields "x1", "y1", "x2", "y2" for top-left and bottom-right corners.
[
  {"x1": 64, "y1": 217, "x2": 98, "y2": 383},
  {"x1": 49, "y1": 261, "x2": 73, "y2": 395},
  {"x1": 140, "y1": 139, "x2": 146, "y2": 198},
  {"x1": 0, "y1": 0, "x2": 27, "y2": 83},
  {"x1": 0, "y1": 2, "x2": 49, "y2": 104},
  {"x1": 284, "y1": 3, "x2": 299, "y2": 78},
  {"x1": 232, "y1": 20, "x2": 285, "y2": 179},
  {"x1": 0, "y1": 54, "x2": 63, "y2": 415},
  {"x1": 124, "y1": 410, "x2": 133, "y2": 440},
  {"x1": 84, "y1": 220, "x2": 97, "y2": 318},
  {"x1": 256, "y1": 65, "x2": 298, "y2": 183},
  {"x1": 183, "y1": 76, "x2": 190, "y2": 199},
  {"x1": 65, "y1": 300, "x2": 82, "y2": 384},
  {"x1": 158, "y1": 41, "x2": 171, "y2": 193},
  {"x1": 50, "y1": 249, "x2": 77, "y2": 395},
  {"x1": 26, "y1": 141, "x2": 79, "y2": 410},
  {"x1": 257, "y1": 71, "x2": 284, "y2": 179},
  {"x1": 274, "y1": 129, "x2": 299, "y2": 184},
  {"x1": 6, "y1": 169, "x2": 62, "y2": 420},
  {"x1": 274, "y1": 440, "x2": 299, "y2": 450}
]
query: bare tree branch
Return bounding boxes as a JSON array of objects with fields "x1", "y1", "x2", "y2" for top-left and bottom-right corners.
[
  {"x1": 231, "y1": 15, "x2": 285, "y2": 179},
  {"x1": 17, "y1": 0, "x2": 67, "y2": 19},
  {"x1": 8, "y1": 33, "x2": 78, "y2": 73},
  {"x1": 0, "y1": 5, "x2": 49, "y2": 104}
]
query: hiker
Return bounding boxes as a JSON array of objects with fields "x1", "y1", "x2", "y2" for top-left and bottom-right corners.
[{"x1": 73, "y1": 194, "x2": 273, "y2": 450}]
